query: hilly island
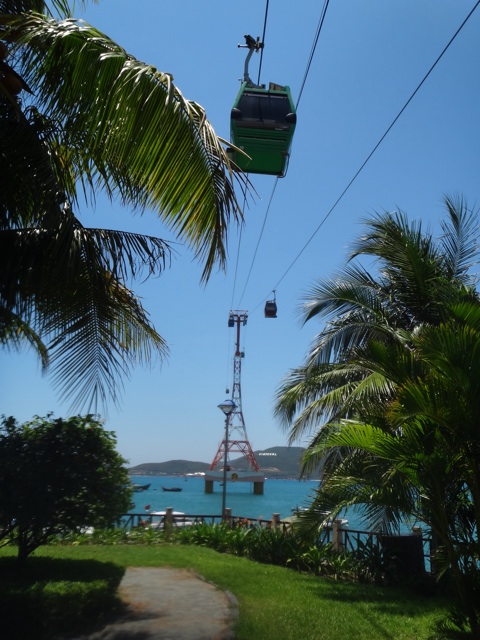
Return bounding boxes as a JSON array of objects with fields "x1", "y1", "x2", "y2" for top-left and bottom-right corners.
[{"x1": 129, "y1": 446, "x2": 307, "y2": 479}]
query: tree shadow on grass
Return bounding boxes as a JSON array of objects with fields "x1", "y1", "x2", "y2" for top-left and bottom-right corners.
[
  {"x1": 306, "y1": 576, "x2": 445, "y2": 612},
  {"x1": 302, "y1": 578, "x2": 446, "y2": 640},
  {"x1": 0, "y1": 556, "x2": 126, "y2": 639}
]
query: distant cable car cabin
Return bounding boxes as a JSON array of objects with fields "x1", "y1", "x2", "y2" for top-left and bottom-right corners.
[
  {"x1": 265, "y1": 291, "x2": 278, "y2": 318},
  {"x1": 228, "y1": 35, "x2": 297, "y2": 177},
  {"x1": 264, "y1": 300, "x2": 277, "y2": 318}
]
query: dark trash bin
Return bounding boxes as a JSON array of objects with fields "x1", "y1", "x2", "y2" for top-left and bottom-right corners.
[{"x1": 381, "y1": 534, "x2": 425, "y2": 581}]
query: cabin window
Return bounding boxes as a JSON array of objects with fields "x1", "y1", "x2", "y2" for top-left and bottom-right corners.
[
  {"x1": 265, "y1": 301, "x2": 277, "y2": 318},
  {"x1": 237, "y1": 92, "x2": 292, "y2": 127}
]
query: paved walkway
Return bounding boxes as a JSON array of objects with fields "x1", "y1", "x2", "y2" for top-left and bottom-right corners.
[{"x1": 74, "y1": 567, "x2": 238, "y2": 640}]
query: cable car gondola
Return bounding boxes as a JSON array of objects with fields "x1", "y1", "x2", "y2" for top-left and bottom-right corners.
[
  {"x1": 264, "y1": 300, "x2": 277, "y2": 318},
  {"x1": 264, "y1": 291, "x2": 278, "y2": 318},
  {"x1": 228, "y1": 35, "x2": 297, "y2": 177}
]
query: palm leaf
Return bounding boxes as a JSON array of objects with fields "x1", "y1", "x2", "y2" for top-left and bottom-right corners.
[
  {"x1": 440, "y1": 194, "x2": 480, "y2": 284},
  {"x1": 0, "y1": 216, "x2": 170, "y2": 410},
  {"x1": 348, "y1": 208, "x2": 463, "y2": 324},
  {"x1": 3, "y1": 13, "x2": 247, "y2": 281},
  {"x1": 0, "y1": 1, "x2": 82, "y2": 15},
  {"x1": 0, "y1": 306, "x2": 49, "y2": 366}
]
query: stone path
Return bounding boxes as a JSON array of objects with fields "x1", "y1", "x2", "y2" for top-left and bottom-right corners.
[{"x1": 72, "y1": 567, "x2": 238, "y2": 640}]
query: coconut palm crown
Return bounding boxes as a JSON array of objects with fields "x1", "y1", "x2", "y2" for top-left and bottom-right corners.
[
  {"x1": 275, "y1": 197, "x2": 480, "y2": 635},
  {"x1": 0, "y1": 0, "x2": 248, "y2": 411},
  {"x1": 275, "y1": 196, "x2": 479, "y2": 461}
]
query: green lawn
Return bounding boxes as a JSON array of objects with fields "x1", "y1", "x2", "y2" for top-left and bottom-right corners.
[{"x1": 0, "y1": 544, "x2": 447, "y2": 639}]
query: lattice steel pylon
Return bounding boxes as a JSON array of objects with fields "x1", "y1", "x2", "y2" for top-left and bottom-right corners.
[{"x1": 210, "y1": 311, "x2": 260, "y2": 472}]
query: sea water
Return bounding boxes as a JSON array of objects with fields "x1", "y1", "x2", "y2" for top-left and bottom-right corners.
[{"x1": 130, "y1": 475, "x2": 366, "y2": 529}]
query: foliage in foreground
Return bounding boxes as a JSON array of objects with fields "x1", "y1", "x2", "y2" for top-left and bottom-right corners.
[
  {"x1": 176, "y1": 522, "x2": 476, "y2": 638},
  {"x1": 0, "y1": 0, "x2": 247, "y2": 411},
  {"x1": 58, "y1": 522, "x2": 427, "y2": 588},
  {"x1": 0, "y1": 414, "x2": 133, "y2": 562},
  {"x1": 275, "y1": 198, "x2": 480, "y2": 639},
  {"x1": 59, "y1": 516, "x2": 470, "y2": 637},
  {"x1": 0, "y1": 544, "x2": 447, "y2": 640}
]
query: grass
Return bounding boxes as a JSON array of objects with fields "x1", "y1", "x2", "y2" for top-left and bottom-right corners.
[
  {"x1": 0, "y1": 544, "x2": 447, "y2": 640},
  {"x1": 0, "y1": 552, "x2": 125, "y2": 639}
]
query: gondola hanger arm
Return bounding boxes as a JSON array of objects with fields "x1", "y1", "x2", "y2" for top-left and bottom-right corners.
[{"x1": 238, "y1": 35, "x2": 264, "y2": 88}]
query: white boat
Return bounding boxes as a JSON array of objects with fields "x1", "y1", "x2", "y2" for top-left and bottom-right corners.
[{"x1": 148, "y1": 510, "x2": 194, "y2": 529}]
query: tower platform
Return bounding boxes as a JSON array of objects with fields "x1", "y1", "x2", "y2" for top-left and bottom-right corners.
[
  {"x1": 204, "y1": 470, "x2": 265, "y2": 483},
  {"x1": 204, "y1": 470, "x2": 265, "y2": 495}
]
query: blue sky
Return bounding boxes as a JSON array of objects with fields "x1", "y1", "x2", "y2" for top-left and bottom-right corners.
[{"x1": 2, "y1": 0, "x2": 480, "y2": 466}]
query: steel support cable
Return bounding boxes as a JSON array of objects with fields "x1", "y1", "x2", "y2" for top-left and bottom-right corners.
[
  {"x1": 296, "y1": 0, "x2": 330, "y2": 110},
  {"x1": 236, "y1": 1, "x2": 330, "y2": 312},
  {"x1": 231, "y1": 0, "x2": 271, "y2": 309},
  {"x1": 257, "y1": 0, "x2": 270, "y2": 86},
  {"x1": 228, "y1": 0, "x2": 269, "y2": 311},
  {"x1": 236, "y1": 178, "x2": 279, "y2": 308},
  {"x1": 252, "y1": 0, "x2": 480, "y2": 308}
]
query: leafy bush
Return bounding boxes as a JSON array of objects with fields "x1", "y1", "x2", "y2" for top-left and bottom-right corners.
[
  {"x1": 192, "y1": 523, "x2": 367, "y2": 580},
  {"x1": 350, "y1": 536, "x2": 395, "y2": 585},
  {"x1": 290, "y1": 545, "x2": 355, "y2": 579},
  {"x1": 0, "y1": 414, "x2": 133, "y2": 562},
  {"x1": 175, "y1": 522, "x2": 232, "y2": 552},
  {"x1": 245, "y1": 526, "x2": 300, "y2": 566}
]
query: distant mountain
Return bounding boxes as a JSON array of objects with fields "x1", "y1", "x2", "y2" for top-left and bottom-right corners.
[
  {"x1": 253, "y1": 446, "x2": 306, "y2": 477},
  {"x1": 129, "y1": 446, "x2": 307, "y2": 479}
]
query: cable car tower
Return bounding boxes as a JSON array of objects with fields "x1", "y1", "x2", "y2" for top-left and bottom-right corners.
[{"x1": 205, "y1": 311, "x2": 265, "y2": 495}]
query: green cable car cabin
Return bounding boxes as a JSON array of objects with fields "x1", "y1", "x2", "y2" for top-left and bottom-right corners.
[{"x1": 228, "y1": 36, "x2": 297, "y2": 177}]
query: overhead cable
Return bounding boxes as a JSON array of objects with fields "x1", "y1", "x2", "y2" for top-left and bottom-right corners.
[
  {"x1": 263, "y1": 0, "x2": 480, "y2": 298},
  {"x1": 229, "y1": 0, "x2": 270, "y2": 312},
  {"x1": 236, "y1": 178, "x2": 279, "y2": 308},
  {"x1": 257, "y1": 0, "x2": 270, "y2": 85},
  {"x1": 235, "y1": 0, "x2": 330, "y2": 311},
  {"x1": 296, "y1": 0, "x2": 330, "y2": 109}
]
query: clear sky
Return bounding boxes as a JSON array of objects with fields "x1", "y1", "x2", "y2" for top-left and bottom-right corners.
[{"x1": 2, "y1": 1, "x2": 479, "y2": 466}]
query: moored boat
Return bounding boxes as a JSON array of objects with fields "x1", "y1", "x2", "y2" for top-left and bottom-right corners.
[
  {"x1": 149, "y1": 510, "x2": 193, "y2": 529},
  {"x1": 132, "y1": 483, "x2": 151, "y2": 492}
]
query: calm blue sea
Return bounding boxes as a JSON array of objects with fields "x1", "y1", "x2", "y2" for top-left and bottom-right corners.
[{"x1": 129, "y1": 475, "x2": 365, "y2": 528}]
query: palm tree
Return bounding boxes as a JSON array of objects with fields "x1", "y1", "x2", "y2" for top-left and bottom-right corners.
[
  {"x1": 301, "y1": 304, "x2": 480, "y2": 637},
  {"x1": 275, "y1": 196, "x2": 479, "y2": 472},
  {"x1": 0, "y1": 1, "x2": 248, "y2": 410},
  {"x1": 275, "y1": 198, "x2": 480, "y2": 637}
]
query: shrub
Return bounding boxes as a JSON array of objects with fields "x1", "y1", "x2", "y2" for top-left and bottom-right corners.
[{"x1": 0, "y1": 414, "x2": 133, "y2": 562}]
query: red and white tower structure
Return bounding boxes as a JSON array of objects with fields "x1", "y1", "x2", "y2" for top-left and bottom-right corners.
[{"x1": 205, "y1": 311, "x2": 265, "y2": 495}]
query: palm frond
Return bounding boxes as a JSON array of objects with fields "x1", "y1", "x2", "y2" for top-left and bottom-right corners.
[
  {"x1": 0, "y1": 102, "x2": 63, "y2": 228},
  {"x1": 301, "y1": 264, "x2": 387, "y2": 325},
  {"x1": 440, "y1": 194, "x2": 480, "y2": 285},
  {"x1": 0, "y1": 1, "x2": 84, "y2": 16},
  {"x1": 0, "y1": 216, "x2": 170, "y2": 410},
  {"x1": 274, "y1": 361, "x2": 365, "y2": 438},
  {"x1": 44, "y1": 263, "x2": 168, "y2": 412},
  {"x1": 0, "y1": 305, "x2": 49, "y2": 366},
  {"x1": 3, "y1": 13, "x2": 247, "y2": 281}
]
